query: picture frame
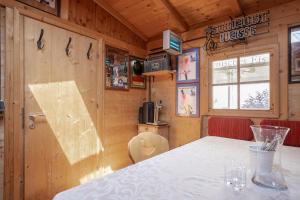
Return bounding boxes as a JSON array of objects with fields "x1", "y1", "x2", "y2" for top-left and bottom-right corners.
[
  {"x1": 17, "y1": 0, "x2": 60, "y2": 16},
  {"x1": 105, "y1": 45, "x2": 129, "y2": 90},
  {"x1": 288, "y1": 25, "x2": 300, "y2": 83},
  {"x1": 176, "y1": 48, "x2": 200, "y2": 83},
  {"x1": 129, "y1": 56, "x2": 146, "y2": 89},
  {"x1": 176, "y1": 83, "x2": 199, "y2": 117}
]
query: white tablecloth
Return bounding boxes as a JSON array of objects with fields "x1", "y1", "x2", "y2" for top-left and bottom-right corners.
[{"x1": 53, "y1": 136, "x2": 300, "y2": 200}]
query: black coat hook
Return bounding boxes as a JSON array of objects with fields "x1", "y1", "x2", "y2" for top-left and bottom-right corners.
[
  {"x1": 37, "y1": 29, "x2": 44, "y2": 50},
  {"x1": 87, "y1": 43, "x2": 92, "y2": 60},
  {"x1": 65, "y1": 37, "x2": 72, "y2": 56}
]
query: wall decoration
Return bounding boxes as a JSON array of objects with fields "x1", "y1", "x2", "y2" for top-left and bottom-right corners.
[
  {"x1": 176, "y1": 83, "x2": 199, "y2": 117},
  {"x1": 105, "y1": 45, "x2": 129, "y2": 90},
  {"x1": 204, "y1": 10, "x2": 270, "y2": 54},
  {"x1": 130, "y1": 56, "x2": 146, "y2": 89},
  {"x1": 17, "y1": 0, "x2": 60, "y2": 16},
  {"x1": 176, "y1": 48, "x2": 199, "y2": 83},
  {"x1": 289, "y1": 25, "x2": 300, "y2": 83}
]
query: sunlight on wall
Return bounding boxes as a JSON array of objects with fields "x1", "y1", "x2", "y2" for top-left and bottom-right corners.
[
  {"x1": 29, "y1": 81, "x2": 103, "y2": 165},
  {"x1": 79, "y1": 166, "x2": 114, "y2": 184}
]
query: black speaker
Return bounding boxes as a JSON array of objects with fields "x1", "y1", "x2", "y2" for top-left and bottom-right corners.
[
  {"x1": 143, "y1": 102, "x2": 154, "y2": 124},
  {"x1": 138, "y1": 107, "x2": 144, "y2": 124}
]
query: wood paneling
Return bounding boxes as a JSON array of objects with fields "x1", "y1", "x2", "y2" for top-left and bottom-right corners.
[
  {"x1": 0, "y1": 2, "x2": 147, "y2": 199},
  {"x1": 103, "y1": 89, "x2": 146, "y2": 170},
  {"x1": 23, "y1": 17, "x2": 102, "y2": 199},
  {"x1": 150, "y1": 76, "x2": 200, "y2": 148},
  {"x1": 148, "y1": 0, "x2": 300, "y2": 141},
  {"x1": 93, "y1": 0, "x2": 148, "y2": 41},
  {"x1": 100, "y1": 0, "x2": 296, "y2": 38},
  {"x1": 68, "y1": 0, "x2": 146, "y2": 48},
  {"x1": 240, "y1": 0, "x2": 295, "y2": 13},
  {"x1": 103, "y1": 0, "x2": 182, "y2": 38}
]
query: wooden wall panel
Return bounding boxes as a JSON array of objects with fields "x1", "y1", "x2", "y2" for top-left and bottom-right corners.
[
  {"x1": 103, "y1": 89, "x2": 146, "y2": 170},
  {"x1": 68, "y1": 0, "x2": 146, "y2": 49},
  {"x1": 150, "y1": 76, "x2": 200, "y2": 148}
]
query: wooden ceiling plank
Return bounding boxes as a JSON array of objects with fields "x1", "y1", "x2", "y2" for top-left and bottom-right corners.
[
  {"x1": 93, "y1": 0, "x2": 148, "y2": 41},
  {"x1": 157, "y1": 0, "x2": 189, "y2": 31},
  {"x1": 226, "y1": 0, "x2": 242, "y2": 16}
]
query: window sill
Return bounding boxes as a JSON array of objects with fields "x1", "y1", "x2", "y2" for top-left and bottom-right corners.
[{"x1": 207, "y1": 109, "x2": 279, "y2": 118}]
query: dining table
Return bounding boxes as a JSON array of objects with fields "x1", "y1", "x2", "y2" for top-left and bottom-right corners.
[{"x1": 53, "y1": 136, "x2": 300, "y2": 200}]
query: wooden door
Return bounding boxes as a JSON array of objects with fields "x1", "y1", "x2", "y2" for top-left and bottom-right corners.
[{"x1": 24, "y1": 17, "x2": 102, "y2": 200}]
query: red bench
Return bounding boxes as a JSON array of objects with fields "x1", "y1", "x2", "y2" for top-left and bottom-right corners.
[
  {"x1": 208, "y1": 117, "x2": 254, "y2": 141},
  {"x1": 260, "y1": 120, "x2": 300, "y2": 147}
]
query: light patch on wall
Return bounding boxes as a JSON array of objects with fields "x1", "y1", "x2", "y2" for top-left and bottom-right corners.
[
  {"x1": 79, "y1": 166, "x2": 114, "y2": 184},
  {"x1": 29, "y1": 81, "x2": 103, "y2": 165}
]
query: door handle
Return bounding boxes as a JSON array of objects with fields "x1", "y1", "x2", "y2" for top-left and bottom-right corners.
[{"x1": 28, "y1": 113, "x2": 46, "y2": 129}]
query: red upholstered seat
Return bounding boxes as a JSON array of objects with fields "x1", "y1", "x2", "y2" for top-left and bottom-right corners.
[
  {"x1": 260, "y1": 120, "x2": 300, "y2": 147},
  {"x1": 208, "y1": 117, "x2": 254, "y2": 141}
]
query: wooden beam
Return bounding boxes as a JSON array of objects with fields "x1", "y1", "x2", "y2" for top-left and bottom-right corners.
[
  {"x1": 226, "y1": 0, "x2": 242, "y2": 17},
  {"x1": 93, "y1": 0, "x2": 148, "y2": 41},
  {"x1": 157, "y1": 0, "x2": 188, "y2": 31}
]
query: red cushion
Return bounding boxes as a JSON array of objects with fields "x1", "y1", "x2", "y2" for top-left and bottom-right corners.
[
  {"x1": 260, "y1": 120, "x2": 300, "y2": 147},
  {"x1": 208, "y1": 117, "x2": 254, "y2": 141}
]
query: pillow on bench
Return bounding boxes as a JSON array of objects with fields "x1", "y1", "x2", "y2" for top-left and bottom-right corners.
[
  {"x1": 260, "y1": 120, "x2": 300, "y2": 147},
  {"x1": 208, "y1": 117, "x2": 254, "y2": 141}
]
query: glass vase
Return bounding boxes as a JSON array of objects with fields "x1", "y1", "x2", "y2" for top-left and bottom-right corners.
[{"x1": 250, "y1": 125, "x2": 290, "y2": 190}]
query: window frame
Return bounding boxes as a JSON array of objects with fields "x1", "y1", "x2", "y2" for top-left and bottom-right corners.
[{"x1": 207, "y1": 45, "x2": 279, "y2": 118}]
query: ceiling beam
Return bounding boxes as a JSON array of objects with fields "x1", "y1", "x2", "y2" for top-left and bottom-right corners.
[
  {"x1": 157, "y1": 0, "x2": 189, "y2": 31},
  {"x1": 226, "y1": 0, "x2": 242, "y2": 17},
  {"x1": 93, "y1": 0, "x2": 148, "y2": 41}
]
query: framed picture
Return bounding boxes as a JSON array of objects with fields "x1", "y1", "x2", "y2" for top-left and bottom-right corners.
[
  {"x1": 288, "y1": 25, "x2": 300, "y2": 83},
  {"x1": 17, "y1": 0, "x2": 60, "y2": 16},
  {"x1": 176, "y1": 48, "x2": 199, "y2": 83},
  {"x1": 105, "y1": 45, "x2": 129, "y2": 90},
  {"x1": 130, "y1": 56, "x2": 146, "y2": 89},
  {"x1": 176, "y1": 83, "x2": 199, "y2": 117}
]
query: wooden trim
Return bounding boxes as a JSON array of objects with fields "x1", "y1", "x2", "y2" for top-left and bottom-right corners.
[
  {"x1": 157, "y1": 0, "x2": 188, "y2": 31},
  {"x1": 93, "y1": 0, "x2": 148, "y2": 41},
  {"x1": 4, "y1": 7, "x2": 24, "y2": 200},
  {"x1": 12, "y1": 8, "x2": 24, "y2": 200},
  {"x1": 60, "y1": 0, "x2": 69, "y2": 20},
  {"x1": 4, "y1": 7, "x2": 14, "y2": 200}
]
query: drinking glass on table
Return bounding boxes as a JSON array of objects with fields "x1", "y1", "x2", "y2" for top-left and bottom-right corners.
[{"x1": 224, "y1": 161, "x2": 247, "y2": 191}]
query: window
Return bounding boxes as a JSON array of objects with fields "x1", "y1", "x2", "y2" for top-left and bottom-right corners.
[{"x1": 210, "y1": 53, "x2": 271, "y2": 111}]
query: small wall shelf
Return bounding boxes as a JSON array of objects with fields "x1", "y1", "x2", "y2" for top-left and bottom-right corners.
[{"x1": 142, "y1": 70, "x2": 176, "y2": 81}]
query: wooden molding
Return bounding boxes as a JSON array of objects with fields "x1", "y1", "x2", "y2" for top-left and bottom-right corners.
[
  {"x1": 157, "y1": 0, "x2": 188, "y2": 31},
  {"x1": 93, "y1": 0, "x2": 148, "y2": 41}
]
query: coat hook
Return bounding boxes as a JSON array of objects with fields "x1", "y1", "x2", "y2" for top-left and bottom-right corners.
[
  {"x1": 37, "y1": 29, "x2": 44, "y2": 50},
  {"x1": 87, "y1": 43, "x2": 93, "y2": 60},
  {"x1": 65, "y1": 37, "x2": 72, "y2": 56}
]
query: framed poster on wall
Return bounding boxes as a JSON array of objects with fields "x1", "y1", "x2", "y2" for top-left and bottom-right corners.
[
  {"x1": 288, "y1": 25, "x2": 300, "y2": 83},
  {"x1": 176, "y1": 48, "x2": 199, "y2": 83},
  {"x1": 17, "y1": 0, "x2": 60, "y2": 16},
  {"x1": 176, "y1": 83, "x2": 199, "y2": 117},
  {"x1": 105, "y1": 45, "x2": 129, "y2": 90},
  {"x1": 130, "y1": 56, "x2": 146, "y2": 89}
]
